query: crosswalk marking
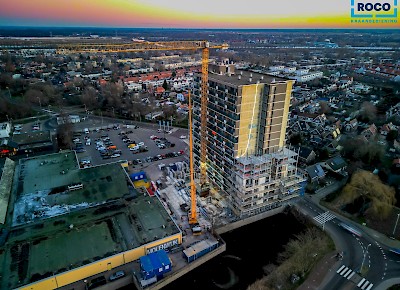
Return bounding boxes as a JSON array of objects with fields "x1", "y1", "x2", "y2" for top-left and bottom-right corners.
[
  {"x1": 339, "y1": 267, "x2": 349, "y2": 275},
  {"x1": 361, "y1": 281, "x2": 370, "y2": 289},
  {"x1": 343, "y1": 268, "x2": 353, "y2": 278},
  {"x1": 347, "y1": 271, "x2": 356, "y2": 279},
  {"x1": 337, "y1": 265, "x2": 345, "y2": 273},
  {"x1": 337, "y1": 265, "x2": 373, "y2": 289},
  {"x1": 357, "y1": 278, "x2": 366, "y2": 287},
  {"x1": 365, "y1": 284, "x2": 373, "y2": 290},
  {"x1": 314, "y1": 211, "x2": 336, "y2": 225}
]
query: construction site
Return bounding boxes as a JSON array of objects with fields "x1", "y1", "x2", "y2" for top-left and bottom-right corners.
[{"x1": 0, "y1": 39, "x2": 306, "y2": 290}]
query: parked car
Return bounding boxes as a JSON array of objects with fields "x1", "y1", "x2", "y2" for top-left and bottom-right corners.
[
  {"x1": 109, "y1": 270, "x2": 125, "y2": 281},
  {"x1": 87, "y1": 276, "x2": 106, "y2": 290}
]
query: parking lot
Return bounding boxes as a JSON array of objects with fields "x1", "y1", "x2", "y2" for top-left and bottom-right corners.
[{"x1": 73, "y1": 124, "x2": 189, "y2": 169}]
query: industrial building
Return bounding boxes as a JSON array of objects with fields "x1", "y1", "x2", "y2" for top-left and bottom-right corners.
[
  {"x1": 193, "y1": 63, "x2": 306, "y2": 218},
  {"x1": 0, "y1": 151, "x2": 182, "y2": 290}
]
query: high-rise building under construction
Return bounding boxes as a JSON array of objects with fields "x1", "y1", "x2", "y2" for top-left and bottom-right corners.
[{"x1": 193, "y1": 62, "x2": 306, "y2": 218}]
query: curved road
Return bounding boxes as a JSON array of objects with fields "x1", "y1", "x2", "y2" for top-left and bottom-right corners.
[{"x1": 296, "y1": 197, "x2": 400, "y2": 290}]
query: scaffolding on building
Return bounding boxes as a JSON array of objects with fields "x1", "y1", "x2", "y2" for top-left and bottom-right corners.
[{"x1": 228, "y1": 146, "x2": 307, "y2": 218}]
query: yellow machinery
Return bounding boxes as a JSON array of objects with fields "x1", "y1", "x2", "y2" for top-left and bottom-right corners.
[
  {"x1": 187, "y1": 90, "x2": 201, "y2": 232},
  {"x1": 57, "y1": 40, "x2": 229, "y2": 226}
]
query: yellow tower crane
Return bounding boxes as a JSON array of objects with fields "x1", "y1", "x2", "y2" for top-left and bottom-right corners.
[{"x1": 57, "y1": 40, "x2": 228, "y2": 226}]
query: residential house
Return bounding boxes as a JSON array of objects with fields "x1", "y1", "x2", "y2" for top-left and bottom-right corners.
[
  {"x1": 322, "y1": 156, "x2": 347, "y2": 173},
  {"x1": 361, "y1": 124, "x2": 378, "y2": 142},
  {"x1": 380, "y1": 122, "x2": 398, "y2": 136},
  {"x1": 345, "y1": 119, "x2": 358, "y2": 132},
  {"x1": 305, "y1": 164, "x2": 326, "y2": 184},
  {"x1": 297, "y1": 146, "x2": 316, "y2": 165},
  {"x1": 154, "y1": 87, "x2": 165, "y2": 97}
]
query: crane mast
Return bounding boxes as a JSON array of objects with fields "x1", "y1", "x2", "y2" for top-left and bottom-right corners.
[
  {"x1": 188, "y1": 90, "x2": 198, "y2": 225},
  {"x1": 200, "y1": 47, "x2": 210, "y2": 194}
]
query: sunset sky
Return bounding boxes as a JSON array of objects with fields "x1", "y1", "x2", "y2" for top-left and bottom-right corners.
[{"x1": 0, "y1": 0, "x2": 398, "y2": 28}]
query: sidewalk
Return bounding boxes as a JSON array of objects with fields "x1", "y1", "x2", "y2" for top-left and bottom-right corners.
[{"x1": 297, "y1": 251, "x2": 339, "y2": 290}]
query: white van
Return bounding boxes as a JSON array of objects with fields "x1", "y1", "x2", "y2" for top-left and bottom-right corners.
[{"x1": 84, "y1": 128, "x2": 90, "y2": 134}]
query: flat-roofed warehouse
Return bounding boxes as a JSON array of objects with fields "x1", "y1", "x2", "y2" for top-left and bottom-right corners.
[{"x1": 0, "y1": 151, "x2": 181, "y2": 290}]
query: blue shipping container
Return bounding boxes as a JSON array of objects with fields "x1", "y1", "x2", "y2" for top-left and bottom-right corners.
[
  {"x1": 183, "y1": 240, "x2": 219, "y2": 263},
  {"x1": 130, "y1": 171, "x2": 147, "y2": 181},
  {"x1": 139, "y1": 250, "x2": 172, "y2": 280}
]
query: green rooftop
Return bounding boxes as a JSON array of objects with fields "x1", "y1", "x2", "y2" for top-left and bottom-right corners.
[{"x1": 0, "y1": 151, "x2": 180, "y2": 290}]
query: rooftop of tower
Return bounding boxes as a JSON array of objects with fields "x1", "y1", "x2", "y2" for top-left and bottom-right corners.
[{"x1": 206, "y1": 70, "x2": 290, "y2": 87}]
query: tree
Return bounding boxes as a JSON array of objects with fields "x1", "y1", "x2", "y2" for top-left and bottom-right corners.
[
  {"x1": 319, "y1": 101, "x2": 331, "y2": 114},
  {"x1": 340, "y1": 170, "x2": 396, "y2": 220},
  {"x1": 289, "y1": 133, "x2": 303, "y2": 145},
  {"x1": 162, "y1": 105, "x2": 176, "y2": 119},
  {"x1": 386, "y1": 130, "x2": 398, "y2": 142},
  {"x1": 359, "y1": 101, "x2": 377, "y2": 123},
  {"x1": 80, "y1": 86, "x2": 98, "y2": 110},
  {"x1": 56, "y1": 113, "x2": 74, "y2": 150},
  {"x1": 24, "y1": 89, "x2": 45, "y2": 106},
  {"x1": 162, "y1": 79, "x2": 168, "y2": 91},
  {"x1": 354, "y1": 141, "x2": 384, "y2": 165}
]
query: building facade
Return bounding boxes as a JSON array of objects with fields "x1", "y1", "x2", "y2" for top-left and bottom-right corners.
[{"x1": 193, "y1": 66, "x2": 306, "y2": 218}]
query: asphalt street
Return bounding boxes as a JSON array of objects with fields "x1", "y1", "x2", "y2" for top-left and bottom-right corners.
[{"x1": 295, "y1": 197, "x2": 400, "y2": 290}]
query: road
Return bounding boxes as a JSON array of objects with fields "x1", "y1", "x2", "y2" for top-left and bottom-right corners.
[{"x1": 295, "y1": 197, "x2": 400, "y2": 290}]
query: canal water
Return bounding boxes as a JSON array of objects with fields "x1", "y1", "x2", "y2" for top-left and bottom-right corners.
[{"x1": 162, "y1": 211, "x2": 306, "y2": 290}]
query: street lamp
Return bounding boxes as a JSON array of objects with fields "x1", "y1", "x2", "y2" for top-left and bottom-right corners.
[
  {"x1": 393, "y1": 213, "x2": 400, "y2": 237},
  {"x1": 360, "y1": 243, "x2": 372, "y2": 272},
  {"x1": 37, "y1": 97, "x2": 42, "y2": 109}
]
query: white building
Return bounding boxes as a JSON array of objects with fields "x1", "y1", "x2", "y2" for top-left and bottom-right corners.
[
  {"x1": 293, "y1": 71, "x2": 323, "y2": 82},
  {"x1": 57, "y1": 115, "x2": 81, "y2": 125},
  {"x1": 0, "y1": 122, "x2": 11, "y2": 139},
  {"x1": 269, "y1": 65, "x2": 285, "y2": 71},
  {"x1": 284, "y1": 67, "x2": 296, "y2": 73},
  {"x1": 295, "y1": 69, "x2": 310, "y2": 76},
  {"x1": 126, "y1": 82, "x2": 142, "y2": 91}
]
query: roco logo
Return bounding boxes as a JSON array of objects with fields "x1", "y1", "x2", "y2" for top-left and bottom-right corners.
[{"x1": 351, "y1": 0, "x2": 398, "y2": 23}]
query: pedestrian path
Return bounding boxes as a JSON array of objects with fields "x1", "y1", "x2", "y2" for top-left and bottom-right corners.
[{"x1": 336, "y1": 265, "x2": 374, "y2": 289}]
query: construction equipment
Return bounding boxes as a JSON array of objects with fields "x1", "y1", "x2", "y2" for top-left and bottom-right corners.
[
  {"x1": 188, "y1": 90, "x2": 201, "y2": 234},
  {"x1": 57, "y1": 40, "x2": 228, "y2": 228}
]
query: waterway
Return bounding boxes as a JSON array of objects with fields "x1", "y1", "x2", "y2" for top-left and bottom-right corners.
[{"x1": 162, "y1": 210, "x2": 306, "y2": 290}]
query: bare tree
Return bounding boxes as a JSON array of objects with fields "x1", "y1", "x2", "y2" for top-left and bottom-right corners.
[
  {"x1": 359, "y1": 101, "x2": 377, "y2": 123},
  {"x1": 80, "y1": 86, "x2": 98, "y2": 110},
  {"x1": 319, "y1": 101, "x2": 331, "y2": 114}
]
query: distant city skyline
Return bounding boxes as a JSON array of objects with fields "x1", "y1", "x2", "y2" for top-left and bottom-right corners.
[{"x1": 0, "y1": 0, "x2": 398, "y2": 29}]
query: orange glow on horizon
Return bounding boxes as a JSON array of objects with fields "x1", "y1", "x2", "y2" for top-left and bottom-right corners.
[{"x1": 0, "y1": 0, "x2": 398, "y2": 28}]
